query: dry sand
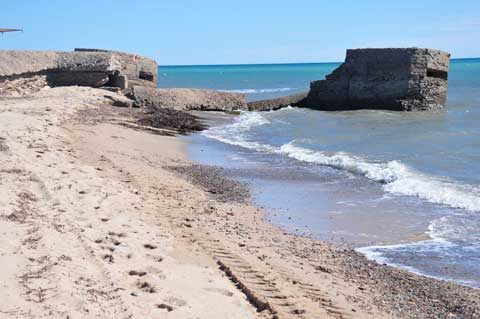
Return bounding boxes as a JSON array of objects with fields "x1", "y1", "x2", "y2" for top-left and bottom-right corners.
[{"x1": 1, "y1": 86, "x2": 479, "y2": 319}]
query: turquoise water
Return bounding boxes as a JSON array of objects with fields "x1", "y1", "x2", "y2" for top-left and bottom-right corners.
[
  {"x1": 159, "y1": 62, "x2": 340, "y2": 101},
  {"x1": 167, "y1": 59, "x2": 480, "y2": 288}
]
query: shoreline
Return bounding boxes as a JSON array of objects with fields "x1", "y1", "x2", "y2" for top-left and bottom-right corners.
[
  {"x1": 1, "y1": 87, "x2": 479, "y2": 318},
  {"x1": 160, "y1": 123, "x2": 480, "y2": 317},
  {"x1": 186, "y1": 111, "x2": 480, "y2": 290},
  {"x1": 188, "y1": 107, "x2": 480, "y2": 289}
]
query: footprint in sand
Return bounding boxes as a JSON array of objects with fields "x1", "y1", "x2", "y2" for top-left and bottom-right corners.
[
  {"x1": 143, "y1": 243, "x2": 157, "y2": 250},
  {"x1": 146, "y1": 254, "x2": 164, "y2": 263},
  {"x1": 103, "y1": 254, "x2": 114, "y2": 263},
  {"x1": 165, "y1": 297, "x2": 187, "y2": 307},
  {"x1": 111, "y1": 238, "x2": 121, "y2": 246},
  {"x1": 156, "y1": 297, "x2": 187, "y2": 312},
  {"x1": 108, "y1": 231, "x2": 127, "y2": 238},
  {"x1": 144, "y1": 266, "x2": 166, "y2": 280},
  {"x1": 136, "y1": 281, "x2": 156, "y2": 293},
  {"x1": 156, "y1": 303, "x2": 173, "y2": 312},
  {"x1": 128, "y1": 270, "x2": 147, "y2": 277},
  {"x1": 204, "y1": 287, "x2": 234, "y2": 297}
]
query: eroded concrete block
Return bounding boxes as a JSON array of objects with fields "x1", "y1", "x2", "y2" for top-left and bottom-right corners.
[
  {"x1": 129, "y1": 86, "x2": 248, "y2": 111},
  {"x1": 306, "y1": 48, "x2": 450, "y2": 111},
  {"x1": 0, "y1": 49, "x2": 158, "y2": 92}
]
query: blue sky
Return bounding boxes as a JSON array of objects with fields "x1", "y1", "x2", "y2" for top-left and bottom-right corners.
[{"x1": 1, "y1": 0, "x2": 479, "y2": 65}]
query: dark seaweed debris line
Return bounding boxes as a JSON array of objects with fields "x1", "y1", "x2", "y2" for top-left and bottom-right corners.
[
  {"x1": 137, "y1": 108, "x2": 207, "y2": 134},
  {"x1": 165, "y1": 164, "x2": 250, "y2": 203}
]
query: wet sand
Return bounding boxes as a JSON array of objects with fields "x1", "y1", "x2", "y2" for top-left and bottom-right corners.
[{"x1": 185, "y1": 132, "x2": 433, "y2": 246}]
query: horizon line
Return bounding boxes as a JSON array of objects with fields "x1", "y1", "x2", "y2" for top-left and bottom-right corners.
[{"x1": 159, "y1": 57, "x2": 480, "y2": 68}]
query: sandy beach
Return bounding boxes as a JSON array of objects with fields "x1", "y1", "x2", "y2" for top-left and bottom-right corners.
[{"x1": 1, "y1": 86, "x2": 480, "y2": 319}]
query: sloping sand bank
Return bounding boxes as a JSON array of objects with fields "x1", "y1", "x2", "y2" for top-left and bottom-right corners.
[{"x1": 0, "y1": 87, "x2": 254, "y2": 318}]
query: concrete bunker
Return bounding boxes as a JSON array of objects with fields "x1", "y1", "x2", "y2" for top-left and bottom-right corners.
[
  {"x1": 0, "y1": 49, "x2": 158, "y2": 93},
  {"x1": 305, "y1": 48, "x2": 451, "y2": 111}
]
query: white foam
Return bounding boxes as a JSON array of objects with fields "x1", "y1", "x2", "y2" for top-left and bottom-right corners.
[
  {"x1": 204, "y1": 111, "x2": 480, "y2": 287},
  {"x1": 203, "y1": 112, "x2": 480, "y2": 212},
  {"x1": 219, "y1": 87, "x2": 294, "y2": 94},
  {"x1": 279, "y1": 142, "x2": 480, "y2": 212},
  {"x1": 203, "y1": 112, "x2": 276, "y2": 152},
  {"x1": 354, "y1": 229, "x2": 475, "y2": 285},
  {"x1": 355, "y1": 240, "x2": 457, "y2": 275}
]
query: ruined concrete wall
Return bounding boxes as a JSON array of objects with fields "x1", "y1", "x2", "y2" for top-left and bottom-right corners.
[
  {"x1": 130, "y1": 86, "x2": 248, "y2": 111},
  {"x1": 306, "y1": 48, "x2": 450, "y2": 111},
  {"x1": 0, "y1": 51, "x2": 61, "y2": 77},
  {"x1": 74, "y1": 49, "x2": 158, "y2": 88},
  {"x1": 247, "y1": 92, "x2": 308, "y2": 111},
  {"x1": 0, "y1": 49, "x2": 158, "y2": 93}
]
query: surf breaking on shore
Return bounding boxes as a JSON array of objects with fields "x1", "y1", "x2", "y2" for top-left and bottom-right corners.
[
  {"x1": 201, "y1": 109, "x2": 480, "y2": 287},
  {"x1": 203, "y1": 109, "x2": 480, "y2": 213}
]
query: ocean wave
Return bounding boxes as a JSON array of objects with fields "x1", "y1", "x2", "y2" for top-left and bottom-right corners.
[
  {"x1": 203, "y1": 111, "x2": 480, "y2": 287},
  {"x1": 356, "y1": 238, "x2": 454, "y2": 265},
  {"x1": 219, "y1": 87, "x2": 294, "y2": 94},
  {"x1": 354, "y1": 227, "x2": 480, "y2": 287},
  {"x1": 356, "y1": 214, "x2": 480, "y2": 287},
  {"x1": 203, "y1": 111, "x2": 480, "y2": 212},
  {"x1": 354, "y1": 239, "x2": 463, "y2": 281},
  {"x1": 279, "y1": 143, "x2": 480, "y2": 212},
  {"x1": 203, "y1": 111, "x2": 276, "y2": 152}
]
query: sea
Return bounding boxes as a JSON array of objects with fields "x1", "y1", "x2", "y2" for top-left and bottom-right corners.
[{"x1": 158, "y1": 59, "x2": 480, "y2": 288}]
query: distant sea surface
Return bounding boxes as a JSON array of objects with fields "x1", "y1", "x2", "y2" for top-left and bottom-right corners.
[
  {"x1": 159, "y1": 59, "x2": 480, "y2": 288},
  {"x1": 158, "y1": 62, "x2": 341, "y2": 101}
]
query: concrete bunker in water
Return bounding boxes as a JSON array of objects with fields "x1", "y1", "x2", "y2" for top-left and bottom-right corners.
[{"x1": 305, "y1": 48, "x2": 450, "y2": 111}]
